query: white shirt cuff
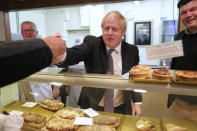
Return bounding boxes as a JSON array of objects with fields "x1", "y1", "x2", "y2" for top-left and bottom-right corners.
[{"x1": 134, "y1": 102, "x2": 142, "y2": 105}]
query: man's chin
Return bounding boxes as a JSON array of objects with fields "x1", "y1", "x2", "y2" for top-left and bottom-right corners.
[
  {"x1": 105, "y1": 42, "x2": 114, "y2": 48},
  {"x1": 24, "y1": 37, "x2": 33, "y2": 39}
]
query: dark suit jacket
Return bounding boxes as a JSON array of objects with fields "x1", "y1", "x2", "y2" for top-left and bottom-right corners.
[
  {"x1": 0, "y1": 38, "x2": 52, "y2": 87},
  {"x1": 62, "y1": 35, "x2": 142, "y2": 114}
]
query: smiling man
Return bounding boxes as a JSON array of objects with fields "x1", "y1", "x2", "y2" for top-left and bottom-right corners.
[
  {"x1": 19, "y1": 21, "x2": 61, "y2": 103},
  {"x1": 21, "y1": 21, "x2": 38, "y2": 39},
  {"x1": 167, "y1": 0, "x2": 197, "y2": 122},
  {"x1": 60, "y1": 11, "x2": 142, "y2": 115}
]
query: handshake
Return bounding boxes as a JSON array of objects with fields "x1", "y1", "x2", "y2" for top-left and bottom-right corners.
[{"x1": 42, "y1": 33, "x2": 66, "y2": 64}]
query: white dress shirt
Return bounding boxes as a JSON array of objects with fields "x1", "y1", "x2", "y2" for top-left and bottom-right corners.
[
  {"x1": 30, "y1": 82, "x2": 53, "y2": 103},
  {"x1": 29, "y1": 67, "x2": 55, "y2": 103},
  {"x1": 99, "y1": 43, "x2": 124, "y2": 107}
]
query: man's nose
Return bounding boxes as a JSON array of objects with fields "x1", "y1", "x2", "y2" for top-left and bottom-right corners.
[
  {"x1": 186, "y1": 11, "x2": 192, "y2": 17},
  {"x1": 108, "y1": 28, "x2": 113, "y2": 35}
]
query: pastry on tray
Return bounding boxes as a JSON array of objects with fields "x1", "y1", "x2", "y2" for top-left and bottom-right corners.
[
  {"x1": 93, "y1": 114, "x2": 120, "y2": 128},
  {"x1": 129, "y1": 65, "x2": 152, "y2": 79},
  {"x1": 52, "y1": 107, "x2": 85, "y2": 119},
  {"x1": 152, "y1": 69, "x2": 172, "y2": 81},
  {"x1": 42, "y1": 117, "x2": 78, "y2": 131},
  {"x1": 176, "y1": 70, "x2": 197, "y2": 82},
  {"x1": 38, "y1": 98, "x2": 64, "y2": 111},
  {"x1": 21, "y1": 112, "x2": 46, "y2": 130},
  {"x1": 164, "y1": 123, "x2": 188, "y2": 131},
  {"x1": 77, "y1": 125, "x2": 115, "y2": 131},
  {"x1": 136, "y1": 119, "x2": 156, "y2": 131}
]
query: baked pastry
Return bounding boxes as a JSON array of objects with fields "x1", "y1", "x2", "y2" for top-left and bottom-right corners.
[
  {"x1": 38, "y1": 98, "x2": 64, "y2": 111},
  {"x1": 93, "y1": 115, "x2": 120, "y2": 128},
  {"x1": 44, "y1": 117, "x2": 78, "y2": 131},
  {"x1": 164, "y1": 123, "x2": 188, "y2": 131},
  {"x1": 52, "y1": 107, "x2": 85, "y2": 119},
  {"x1": 129, "y1": 65, "x2": 151, "y2": 79},
  {"x1": 136, "y1": 119, "x2": 156, "y2": 131},
  {"x1": 133, "y1": 65, "x2": 152, "y2": 71},
  {"x1": 21, "y1": 112, "x2": 46, "y2": 129},
  {"x1": 129, "y1": 70, "x2": 151, "y2": 79},
  {"x1": 176, "y1": 70, "x2": 197, "y2": 81},
  {"x1": 77, "y1": 125, "x2": 115, "y2": 131},
  {"x1": 152, "y1": 69, "x2": 172, "y2": 81}
]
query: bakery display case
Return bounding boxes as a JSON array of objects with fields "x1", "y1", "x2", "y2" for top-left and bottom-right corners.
[
  {"x1": 22, "y1": 67, "x2": 197, "y2": 96},
  {"x1": 0, "y1": 67, "x2": 197, "y2": 130}
]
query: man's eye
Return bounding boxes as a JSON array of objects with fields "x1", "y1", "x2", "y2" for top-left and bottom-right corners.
[
  {"x1": 104, "y1": 27, "x2": 109, "y2": 31},
  {"x1": 181, "y1": 11, "x2": 186, "y2": 15},
  {"x1": 112, "y1": 28, "x2": 119, "y2": 32},
  {"x1": 190, "y1": 7, "x2": 197, "y2": 12}
]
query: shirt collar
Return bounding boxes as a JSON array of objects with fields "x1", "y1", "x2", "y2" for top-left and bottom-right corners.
[
  {"x1": 185, "y1": 28, "x2": 197, "y2": 35},
  {"x1": 106, "y1": 43, "x2": 121, "y2": 54}
]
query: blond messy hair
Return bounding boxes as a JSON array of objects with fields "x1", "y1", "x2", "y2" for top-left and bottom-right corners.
[{"x1": 101, "y1": 11, "x2": 127, "y2": 33}]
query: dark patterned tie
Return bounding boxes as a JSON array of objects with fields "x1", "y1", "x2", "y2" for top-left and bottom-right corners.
[{"x1": 104, "y1": 49, "x2": 115, "y2": 113}]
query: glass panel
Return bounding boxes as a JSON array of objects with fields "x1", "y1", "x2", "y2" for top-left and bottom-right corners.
[{"x1": 7, "y1": 1, "x2": 197, "y2": 130}]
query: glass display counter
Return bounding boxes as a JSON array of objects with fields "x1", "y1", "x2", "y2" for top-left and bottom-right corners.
[
  {"x1": 0, "y1": 67, "x2": 197, "y2": 130},
  {"x1": 21, "y1": 67, "x2": 197, "y2": 96}
]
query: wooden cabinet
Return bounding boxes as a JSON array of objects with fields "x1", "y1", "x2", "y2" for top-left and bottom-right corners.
[{"x1": 0, "y1": 0, "x2": 129, "y2": 11}]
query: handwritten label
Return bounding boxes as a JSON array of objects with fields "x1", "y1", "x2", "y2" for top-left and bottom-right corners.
[
  {"x1": 74, "y1": 117, "x2": 93, "y2": 125},
  {"x1": 83, "y1": 108, "x2": 99, "y2": 118},
  {"x1": 21, "y1": 102, "x2": 37, "y2": 107},
  {"x1": 146, "y1": 40, "x2": 184, "y2": 60}
]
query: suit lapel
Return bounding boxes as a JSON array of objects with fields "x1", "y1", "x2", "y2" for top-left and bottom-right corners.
[
  {"x1": 99, "y1": 37, "x2": 108, "y2": 73},
  {"x1": 121, "y1": 41, "x2": 128, "y2": 74}
]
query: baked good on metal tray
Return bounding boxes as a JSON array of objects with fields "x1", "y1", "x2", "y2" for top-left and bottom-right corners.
[
  {"x1": 164, "y1": 123, "x2": 188, "y2": 131},
  {"x1": 52, "y1": 107, "x2": 85, "y2": 119},
  {"x1": 152, "y1": 69, "x2": 172, "y2": 81},
  {"x1": 133, "y1": 65, "x2": 152, "y2": 71},
  {"x1": 43, "y1": 117, "x2": 78, "y2": 131},
  {"x1": 136, "y1": 119, "x2": 156, "y2": 131},
  {"x1": 38, "y1": 98, "x2": 64, "y2": 111},
  {"x1": 93, "y1": 115, "x2": 120, "y2": 128},
  {"x1": 21, "y1": 112, "x2": 46, "y2": 129},
  {"x1": 129, "y1": 65, "x2": 151, "y2": 79},
  {"x1": 129, "y1": 70, "x2": 151, "y2": 79},
  {"x1": 176, "y1": 70, "x2": 197, "y2": 81},
  {"x1": 77, "y1": 125, "x2": 115, "y2": 131}
]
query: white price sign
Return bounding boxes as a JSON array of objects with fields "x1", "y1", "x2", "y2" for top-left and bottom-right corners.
[
  {"x1": 146, "y1": 40, "x2": 184, "y2": 60},
  {"x1": 74, "y1": 117, "x2": 93, "y2": 125}
]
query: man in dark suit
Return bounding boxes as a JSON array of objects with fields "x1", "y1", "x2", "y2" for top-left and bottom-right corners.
[
  {"x1": 167, "y1": 0, "x2": 197, "y2": 122},
  {"x1": 0, "y1": 36, "x2": 66, "y2": 87},
  {"x1": 61, "y1": 11, "x2": 142, "y2": 115}
]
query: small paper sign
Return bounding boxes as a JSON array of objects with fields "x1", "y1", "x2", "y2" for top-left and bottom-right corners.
[
  {"x1": 21, "y1": 102, "x2": 37, "y2": 107},
  {"x1": 74, "y1": 117, "x2": 93, "y2": 125},
  {"x1": 83, "y1": 108, "x2": 99, "y2": 118},
  {"x1": 146, "y1": 40, "x2": 184, "y2": 60}
]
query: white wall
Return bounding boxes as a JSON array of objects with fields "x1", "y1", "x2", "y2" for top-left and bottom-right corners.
[
  {"x1": 44, "y1": 8, "x2": 66, "y2": 37},
  {"x1": 9, "y1": 12, "x2": 18, "y2": 33},
  {"x1": 19, "y1": 10, "x2": 46, "y2": 37},
  {"x1": 9, "y1": 10, "x2": 46, "y2": 38},
  {"x1": 89, "y1": 5, "x2": 104, "y2": 36}
]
